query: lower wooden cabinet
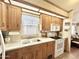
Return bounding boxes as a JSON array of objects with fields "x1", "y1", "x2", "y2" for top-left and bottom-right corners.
[
  {"x1": 5, "y1": 41, "x2": 55, "y2": 59},
  {"x1": 6, "y1": 50, "x2": 18, "y2": 59},
  {"x1": 42, "y1": 43, "x2": 47, "y2": 59},
  {"x1": 19, "y1": 47, "x2": 34, "y2": 59},
  {"x1": 33, "y1": 45, "x2": 43, "y2": 59},
  {"x1": 22, "y1": 52, "x2": 33, "y2": 59},
  {"x1": 47, "y1": 42, "x2": 55, "y2": 59}
]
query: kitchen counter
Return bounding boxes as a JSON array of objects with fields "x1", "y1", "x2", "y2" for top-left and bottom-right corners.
[{"x1": 0, "y1": 38, "x2": 55, "y2": 54}]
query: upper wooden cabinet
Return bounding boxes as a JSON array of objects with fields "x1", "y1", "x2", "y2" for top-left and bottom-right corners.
[
  {"x1": 0, "y1": 3, "x2": 2, "y2": 27},
  {"x1": 7, "y1": 5, "x2": 22, "y2": 31},
  {"x1": 40, "y1": 14, "x2": 63, "y2": 32},
  {"x1": 0, "y1": 2, "x2": 7, "y2": 31},
  {"x1": 0, "y1": 2, "x2": 22, "y2": 31},
  {"x1": 52, "y1": 16, "x2": 63, "y2": 31},
  {"x1": 40, "y1": 14, "x2": 52, "y2": 31}
]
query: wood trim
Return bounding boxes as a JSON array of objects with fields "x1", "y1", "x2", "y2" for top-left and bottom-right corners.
[
  {"x1": 13, "y1": 0, "x2": 68, "y2": 18},
  {"x1": 45, "y1": 0, "x2": 73, "y2": 13},
  {"x1": 67, "y1": 9, "x2": 73, "y2": 13}
]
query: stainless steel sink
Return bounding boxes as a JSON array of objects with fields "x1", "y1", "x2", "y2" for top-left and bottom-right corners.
[
  {"x1": 22, "y1": 41, "x2": 31, "y2": 44},
  {"x1": 31, "y1": 39, "x2": 41, "y2": 42},
  {"x1": 21, "y1": 39, "x2": 41, "y2": 44}
]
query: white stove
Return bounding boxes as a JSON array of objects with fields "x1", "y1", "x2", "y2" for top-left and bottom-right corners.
[{"x1": 55, "y1": 39, "x2": 65, "y2": 57}]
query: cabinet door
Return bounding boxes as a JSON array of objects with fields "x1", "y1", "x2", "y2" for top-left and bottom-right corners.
[
  {"x1": 6, "y1": 50, "x2": 19, "y2": 59},
  {"x1": 22, "y1": 52, "x2": 33, "y2": 59},
  {"x1": 0, "y1": 2, "x2": 7, "y2": 31},
  {"x1": 42, "y1": 43, "x2": 47, "y2": 59},
  {"x1": 52, "y1": 16, "x2": 63, "y2": 31},
  {"x1": 34, "y1": 45, "x2": 43, "y2": 59},
  {"x1": 35, "y1": 49, "x2": 42, "y2": 59},
  {"x1": 41, "y1": 14, "x2": 52, "y2": 31},
  {"x1": 47, "y1": 42, "x2": 55, "y2": 59},
  {"x1": 21, "y1": 47, "x2": 33, "y2": 59},
  {"x1": 0, "y1": 3, "x2": 2, "y2": 27},
  {"x1": 7, "y1": 5, "x2": 21, "y2": 31}
]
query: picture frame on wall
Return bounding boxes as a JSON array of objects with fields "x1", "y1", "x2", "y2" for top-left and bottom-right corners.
[{"x1": 64, "y1": 22, "x2": 70, "y2": 31}]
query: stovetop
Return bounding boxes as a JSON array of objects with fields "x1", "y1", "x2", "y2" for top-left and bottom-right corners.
[{"x1": 50, "y1": 37, "x2": 61, "y2": 39}]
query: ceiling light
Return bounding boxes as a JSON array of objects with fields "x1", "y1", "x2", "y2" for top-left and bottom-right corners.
[
  {"x1": 39, "y1": 10, "x2": 65, "y2": 19},
  {"x1": 6, "y1": 0, "x2": 39, "y2": 11},
  {"x1": 39, "y1": 10, "x2": 56, "y2": 16},
  {"x1": 22, "y1": 9, "x2": 40, "y2": 15}
]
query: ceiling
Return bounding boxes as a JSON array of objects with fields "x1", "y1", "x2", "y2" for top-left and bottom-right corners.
[{"x1": 45, "y1": 0, "x2": 79, "y2": 12}]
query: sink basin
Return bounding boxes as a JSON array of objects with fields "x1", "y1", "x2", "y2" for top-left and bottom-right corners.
[
  {"x1": 32, "y1": 39, "x2": 41, "y2": 42},
  {"x1": 21, "y1": 39, "x2": 41, "y2": 44},
  {"x1": 22, "y1": 41, "x2": 31, "y2": 44}
]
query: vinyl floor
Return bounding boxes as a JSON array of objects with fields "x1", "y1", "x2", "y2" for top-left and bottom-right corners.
[{"x1": 56, "y1": 47, "x2": 79, "y2": 59}]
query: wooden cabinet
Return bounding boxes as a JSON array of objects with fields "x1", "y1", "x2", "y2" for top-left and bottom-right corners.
[
  {"x1": 6, "y1": 50, "x2": 19, "y2": 59},
  {"x1": 52, "y1": 16, "x2": 63, "y2": 31},
  {"x1": 0, "y1": 2, "x2": 22, "y2": 31},
  {"x1": 47, "y1": 42, "x2": 55, "y2": 59},
  {"x1": 40, "y1": 14, "x2": 52, "y2": 31},
  {"x1": 42, "y1": 42, "x2": 55, "y2": 59},
  {"x1": 5, "y1": 41, "x2": 55, "y2": 59},
  {"x1": 19, "y1": 47, "x2": 34, "y2": 59},
  {"x1": 7, "y1": 5, "x2": 21, "y2": 31},
  {"x1": 33, "y1": 45, "x2": 43, "y2": 59},
  {"x1": 41, "y1": 14, "x2": 63, "y2": 32},
  {"x1": 0, "y1": 3, "x2": 2, "y2": 27},
  {"x1": 42, "y1": 43, "x2": 47, "y2": 59},
  {"x1": 0, "y1": 2, "x2": 7, "y2": 31}
]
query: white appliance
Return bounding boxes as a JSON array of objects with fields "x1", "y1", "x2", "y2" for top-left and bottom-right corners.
[
  {"x1": 51, "y1": 24, "x2": 60, "y2": 31},
  {"x1": 0, "y1": 30, "x2": 5, "y2": 59},
  {"x1": 47, "y1": 32, "x2": 57, "y2": 37},
  {"x1": 55, "y1": 39, "x2": 65, "y2": 58}
]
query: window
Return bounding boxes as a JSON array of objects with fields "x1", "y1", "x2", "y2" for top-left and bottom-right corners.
[{"x1": 21, "y1": 12, "x2": 40, "y2": 37}]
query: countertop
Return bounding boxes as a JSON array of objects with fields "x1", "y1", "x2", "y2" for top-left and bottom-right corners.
[{"x1": 0, "y1": 38, "x2": 55, "y2": 54}]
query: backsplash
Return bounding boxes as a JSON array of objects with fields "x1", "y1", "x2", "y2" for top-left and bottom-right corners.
[
  {"x1": 4, "y1": 31, "x2": 41, "y2": 43},
  {"x1": 5, "y1": 32, "x2": 21, "y2": 43}
]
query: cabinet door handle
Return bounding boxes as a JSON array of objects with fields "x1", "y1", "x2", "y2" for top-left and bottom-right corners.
[
  {"x1": 17, "y1": 24, "x2": 18, "y2": 27},
  {"x1": 7, "y1": 25, "x2": 9, "y2": 28},
  {"x1": 1, "y1": 22, "x2": 4, "y2": 26},
  {"x1": 21, "y1": 56, "x2": 23, "y2": 59},
  {"x1": 47, "y1": 54, "x2": 52, "y2": 59},
  {"x1": 6, "y1": 55, "x2": 10, "y2": 59}
]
